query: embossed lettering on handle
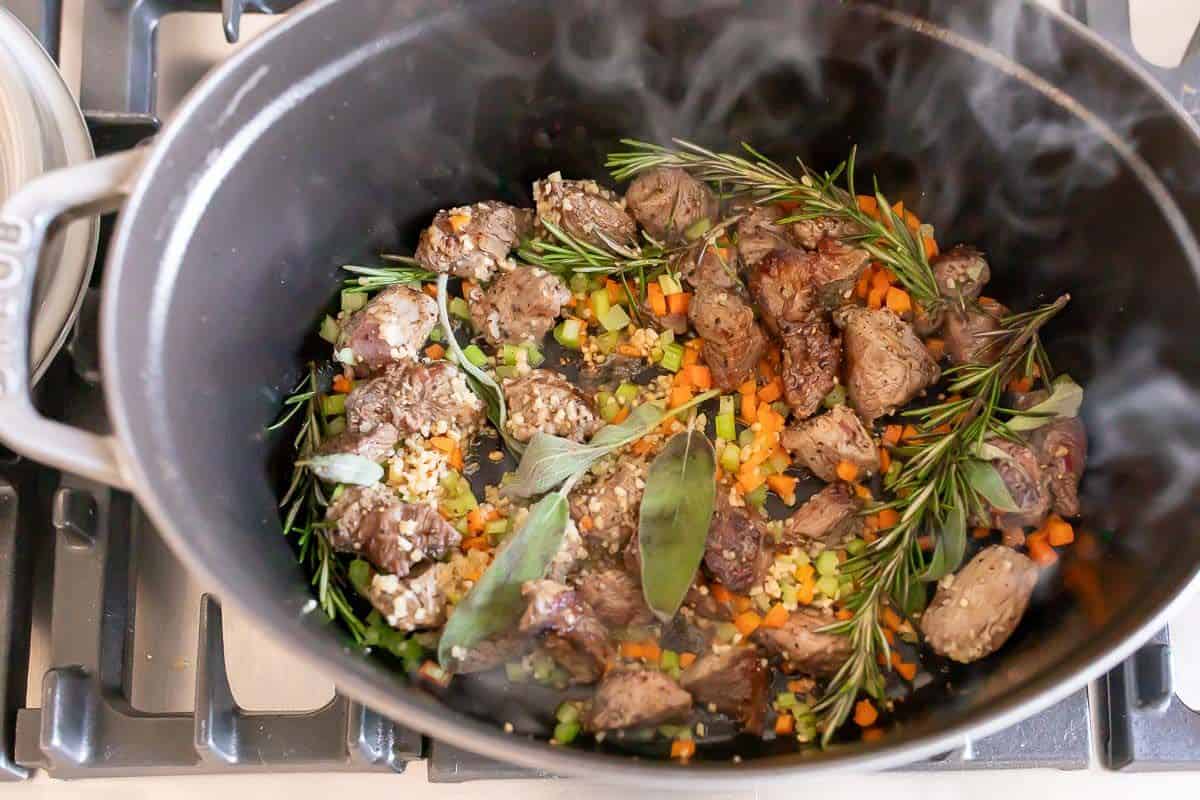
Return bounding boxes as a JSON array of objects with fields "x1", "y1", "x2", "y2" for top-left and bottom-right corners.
[{"x1": 0, "y1": 150, "x2": 144, "y2": 488}]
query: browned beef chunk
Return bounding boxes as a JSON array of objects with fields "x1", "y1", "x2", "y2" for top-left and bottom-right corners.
[
  {"x1": 688, "y1": 284, "x2": 768, "y2": 391},
  {"x1": 414, "y1": 201, "x2": 532, "y2": 282},
  {"x1": 788, "y1": 215, "x2": 867, "y2": 250},
  {"x1": 834, "y1": 306, "x2": 940, "y2": 422},
  {"x1": 747, "y1": 248, "x2": 817, "y2": 336},
  {"x1": 326, "y1": 485, "x2": 460, "y2": 577},
  {"x1": 780, "y1": 317, "x2": 841, "y2": 419},
  {"x1": 943, "y1": 298, "x2": 1007, "y2": 366},
  {"x1": 807, "y1": 239, "x2": 872, "y2": 308},
  {"x1": 680, "y1": 646, "x2": 768, "y2": 733},
  {"x1": 534, "y1": 172, "x2": 637, "y2": 247},
  {"x1": 703, "y1": 497, "x2": 767, "y2": 592},
  {"x1": 577, "y1": 569, "x2": 651, "y2": 628},
  {"x1": 624, "y1": 167, "x2": 718, "y2": 242},
  {"x1": 444, "y1": 633, "x2": 527, "y2": 674},
  {"x1": 336, "y1": 285, "x2": 439, "y2": 376},
  {"x1": 467, "y1": 267, "x2": 569, "y2": 346},
  {"x1": 346, "y1": 361, "x2": 485, "y2": 441},
  {"x1": 753, "y1": 607, "x2": 852, "y2": 677},
  {"x1": 587, "y1": 670, "x2": 692, "y2": 731},
  {"x1": 1030, "y1": 417, "x2": 1087, "y2": 517},
  {"x1": 921, "y1": 545, "x2": 1038, "y2": 663},
  {"x1": 932, "y1": 245, "x2": 991, "y2": 304},
  {"x1": 675, "y1": 243, "x2": 740, "y2": 291},
  {"x1": 503, "y1": 369, "x2": 601, "y2": 443},
  {"x1": 782, "y1": 483, "x2": 863, "y2": 545},
  {"x1": 520, "y1": 580, "x2": 612, "y2": 685},
  {"x1": 317, "y1": 422, "x2": 401, "y2": 463},
  {"x1": 569, "y1": 457, "x2": 647, "y2": 552},
  {"x1": 660, "y1": 614, "x2": 711, "y2": 654},
  {"x1": 974, "y1": 437, "x2": 1051, "y2": 529},
  {"x1": 367, "y1": 562, "x2": 446, "y2": 631},
  {"x1": 735, "y1": 204, "x2": 789, "y2": 267},
  {"x1": 782, "y1": 404, "x2": 879, "y2": 482}
]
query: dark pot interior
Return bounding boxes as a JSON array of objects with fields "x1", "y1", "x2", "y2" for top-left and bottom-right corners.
[{"x1": 102, "y1": 0, "x2": 1200, "y2": 780}]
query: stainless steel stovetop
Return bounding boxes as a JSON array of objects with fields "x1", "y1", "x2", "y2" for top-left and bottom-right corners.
[{"x1": 1, "y1": 0, "x2": 1199, "y2": 783}]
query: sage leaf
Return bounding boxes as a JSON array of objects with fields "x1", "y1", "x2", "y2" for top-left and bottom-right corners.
[
  {"x1": 1008, "y1": 375, "x2": 1082, "y2": 432},
  {"x1": 302, "y1": 454, "x2": 384, "y2": 485},
  {"x1": 971, "y1": 440, "x2": 1015, "y2": 463},
  {"x1": 437, "y1": 492, "x2": 568, "y2": 670},
  {"x1": 638, "y1": 431, "x2": 716, "y2": 620},
  {"x1": 920, "y1": 501, "x2": 966, "y2": 581},
  {"x1": 962, "y1": 458, "x2": 1020, "y2": 513}
]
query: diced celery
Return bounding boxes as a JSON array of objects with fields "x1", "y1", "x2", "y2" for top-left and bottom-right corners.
[
  {"x1": 660, "y1": 342, "x2": 684, "y2": 372},
  {"x1": 716, "y1": 622, "x2": 738, "y2": 643},
  {"x1": 318, "y1": 315, "x2": 340, "y2": 344},
  {"x1": 321, "y1": 394, "x2": 346, "y2": 417},
  {"x1": 462, "y1": 344, "x2": 488, "y2": 368},
  {"x1": 495, "y1": 365, "x2": 519, "y2": 379},
  {"x1": 500, "y1": 344, "x2": 521, "y2": 365},
  {"x1": 448, "y1": 296, "x2": 471, "y2": 320},
  {"x1": 659, "y1": 649, "x2": 679, "y2": 671},
  {"x1": 781, "y1": 583, "x2": 798, "y2": 606},
  {"x1": 441, "y1": 490, "x2": 478, "y2": 517},
  {"x1": 335, "y1": 347, "x2": 355, "y2": 365},
  {"x1": 657, "y1": 724, "x2": 686, "y2": 738},
  {"x1": 772, "y1": 401, "x2": 790, "y2": 416},
  {"x1": 616, "y1": 382, "x2": 640, "y2": 405},
  {"x1": 599, "y1": 304, "x2": 631, "y2": 332},
  {"x1": 846, "y1": 538, "x2": 867, "y2": 557},
  {"x1": 885, "y1": 460, "x2": 902, "y2": 484},
  {"x1": 754, "y1": 593, "x2": 772, "y2": 613},
  {"x1": 768, "y1": 451, "x2": 791, "y2": 474},
  {"x1": 554, "y1": 319, "x2": 583, "y2": 350},
  {"x1": 793, "y1": 551, "x2": 811, "y2": 567},
  {"x1": 745, "y1": 484, "x2": 767, "y2": 510},
  {"x1": 738, "y1": 428, "x2": 756, "y2": 447},
  {"x1": 341, "y1": 290, "x2": 368, "y2": 313},
  {"x1": 815, "y1": 550, "x2": 840, "y2": 576},
  {"x1": 684, "y1": 216, "x2": 711, "y2": 241},
  {"x1": 596, "y1": 330, "x2": 621, "y2": 354},
  {"x1": 522, "y1": 342, "x2": 545, "y2": 367},
  {"x1": 720, "y1": 443, "x2": 741, "y2": 473},
  {"x1": 658, "y1": 273, "x2": 683, "y2": 296},
  {"x1": 590, "y1": 274, "x2": 607, "y2": 291},
  {"x1": 775, "y1": 691, "x2": 797, "y2": 709},
  {"x1": 591, "y1": 288, "x2": 612, "y2": 320},
  {"x1": 505, "y1": 662, "x2": 529, "y2": 683},
  {"x1": 569, "y1": 273, "x2": 591, "y2": 293},
  {"x1": 822, "y1": 384, "x2": 846, "y2": 408},
  {"x1": 599, "y1": 394, "x2": 620, "y2": 422},
  {"x1": 485, "y1": 518, "x2": 509, "y2": 536},
  {"x1": 330, "y1": 484, "x2": 345, "y2": 502},
  {"x1": 324, "y1": 416, "x2": 346, "y2": 437},
  {"x1": 348, "y1": 559, "x2": 371, "y2": 595},
  {"x1": 816, "y1": 575, "x2": 840, "y2": 598},
  {"x1": 649, "y1": 346, "x2": 663, "y2": 363},
  {"x1": 668, "y1": 665, "x2": 682, "y2": 681},
  {"x1": 718, "y1": 395, "x2": 735, "y2": 417},
  {"x1": 796, "y1": 718, "x2": 818, "y2": 743},
  {"x1": 658, "y1": 328, "x2": 675, "y2": 347},
  {"x1": 556, "y1": 702, "x2": 581, "y2": 724},
  {"x1": 716, "y1": 412, "x2": 736, "y2": 443},
  {"x1": 792, "y1": 703, "x2": 813, "y2": 717},
  {"x1": 428, "y1": 326, "x2": 444, "y2": 342},
  {"x1": 452, "y1": 517, "x2": 469, "y2": 535}
]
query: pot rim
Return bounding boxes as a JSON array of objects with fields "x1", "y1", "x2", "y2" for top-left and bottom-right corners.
[{"x1": 100, "y1": 0, "x2": 1200, "y2": 785}]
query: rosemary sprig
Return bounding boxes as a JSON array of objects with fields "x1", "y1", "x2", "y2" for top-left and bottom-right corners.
[
  {"x1": 269, "y1": 365, "x2": 368, "y2": 643},
  {"x1": 606, "y1": 139, "x2": 941, "y2": 307},
  {"x1": 342, "y1": 256, "x2": 435, "y2": 293},
  {"x1": 516, "y1": 218, "x2": 670, "y2": 278},
  {"x1": 812, "y1": 294, "x2": 1070, "y2": 745}
]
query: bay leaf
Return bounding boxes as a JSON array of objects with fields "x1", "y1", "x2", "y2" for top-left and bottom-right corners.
[
  {"x1": 1008, "y1": 375, "x2": 1083, "y2": 431},
  {"x1": 303, "y1": 453, "x2": 384, "y2": 485},
  {"x1": 437, "y1": 492, "x2": 568, "y2": 670},
  {"x1": 961, "y1": 458, "x2": 1020, "y2": 513},
  {"x1": 638, "y1": 431, "x2": 716, "y2": 620}
]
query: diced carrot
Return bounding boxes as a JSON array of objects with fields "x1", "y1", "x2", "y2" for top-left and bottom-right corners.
[
  {"x1": 738, "y1": 379, "x2": 758, "y2": 396},
  {"x1": 756, "y1": 401, "x2": 776, "y2": 429},
  {"x1": 1042, "y1": 514, "x2": 1075, "y2": 546},
  {"x1": 647, "y1": 283, "x2": 667, "y2": 316},
  {"x1": 687, "y1": 364, "x2": 713, "y2": 390},
  {"x1": 882, "y1": 607, "x2": 903, "y2": 632},
  {"x1": 775, "y1": 714, "x2": 795, "y2": 735},
  {"x1": 733, "y1": 611, "x2": 763, "y2": 636},
  {"x1": 679, "y1": 652, "x2": 697, "y2": 669},
  {"x1": 794, "y1": 563, "x2": 815, "y2": 582},
  {"x1": 425, "y1": 343, "x2": 446, "y2": 360},
  {"x1": 448, "y1": 446, "x2": 464, "y2": 471},
  {"x1": 422, "y1": 283, "x2": 439, "y2": 298},
  {"x1": 917, "y1": 535, "x2": 934, "y2": 551},
  {"x1": 886, "y1": 287, "x2": 912, "y2": 315},
  {"x1": 1027, "y1": 532, "x2": 1059, "y2": 566},
  {"x1": 855, "y1": 270, "x2": 871, "y2": 300},
  {"x1": 854, "y1": 699, "x2": 879, "y2": 727},
  {"x1": 732, "y1": 595, "x2": 754, "y2": 613},
  {"x1": 972, "y1": 526, "x2": 991, "y2": 539},
  {"x1": 925, "y1": 337, "x2": 946, "y2": 360},
  {"x1": 611, "y1": 406, "x2": 630, "y2": 424},
  {"x1": 740, "y1": 393, "x2": 758, "y2": 424},
  {"x1": 429, "y1": 436, "x2": 456, "y2": 453},
  {"x1": 835, "y1": 460, "x2": 860, "y2": 482},
  {"x1": 460, "y1": 280, "x2": 477, "y2": 297},
  {"x1": 871, "y1": 268, "x2": 892, "y2": 293},
  {"x1": 762, "y1": 603, "x2": 789, "y2": 628},
  {"x1": 466, "y1": 508, "x2": 486, "y2": 534},
  {"x1": 877, "y1": 508, "x2": 900, "y2": 529},
  {"x1": 674, "y1": 370, "x2": 692, "y2": 390},
  {"x1": 606, "y1": 278, "x2": 622, "y2": 303},
  {"x1": 758, "y1": 355, "x2": 778, "y2": 381},
  {"x1": 853, "y1": 483, "x2": 873, "y2": 501},
  {"x1": 418, "y1": 660, "x2": 453, "y2": 688},
  {"x1": 883, "y1": 628, "x2": 896, "y2": 645},
  {"x1": 883, "y1": 425, "x2": 903, "y2": 446},
  {"x1": 670, "y1": 739, "x2": 696, "y2": 761},
  {"x1": 669, "y1": 385, "x2": 693, "y2": 409},
  {"x1": 923, "y1": 235, "x2": 939, "y2": 258},
  {"x1": 668, "y1": 292, "x2": 691, "y2": 315},
  {"x1": 643, "y1": 641, "x2": 661, "y2": 662},
  {"x1": 461, "y1": 535, "x2": 490, "y2": 552},
  {"x1": 617, "y1": 344, "x2": 641, "y2": 357},
  {"x1": 794, "y1": 580, "x2": 815, "y2": 605},
  {"x1": 857, "y1": 195, "x2": 879, "y2": 218},
  {"x1": 867, "y1": 286, "x2": 887, "y2": 310},
  {"x1": 901, "y1": 424, "x2": 920, "y2": 441},
  {"x1": 737, "y1": 464, "x2": 765, "y2": 493},
  {"x1": 891, "y1": 652, "x2": 918, "y2": 681},
  {"x1": 835, "y1": 608, "x2": 854, "y2": 621},
  {"x1": 758, "y1": 378, "x2": 783, "y2": 403},
  {"x1": 766, "y1": 474, "x2": 798, "y2": 502},
  {"x1": 448, "y1": 212, "x2": 471, "y2": 232},
  {"x1": 710, "y1": 584, "x2": 733, "y2": 604},
  {"x1": 1008, "y1": 375, "x2": 1033, "y2": 393},
  {"x1": 682, "y1": 346, "x2": 701, "y2": 367},
  {"x1": 878, "y1": 447, "x2": 891, "y2": 473},
  {"x1": 631, "y1": 438, "x2": 655, "y2": 456},
  {"x1": 577, "y1": 515, "x2": 594, "y2": 533},
  {"x1": 863, "y1": 530, "x2": 878, "y2": 544},
  {"x1": 332, "y1": 374, "x2": 353, "y2": 394}
]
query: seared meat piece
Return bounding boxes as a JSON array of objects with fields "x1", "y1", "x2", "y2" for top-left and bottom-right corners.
[
  {"x1": 1030, "y1": 417, "x2": 1087, "y2": 517},
  {"x1": 346, "y1": 361, "x2": 485, "y2": 441},
  {"x1": 782, "y1": 404, "x2": 879, "y2": 482},
  {"x1": 577, "y1": 569, "x2": 651, "y2": 628},
  {"x1": 753, "y1": 607, "x2": 852, "y2": 677},
  {"x1": 834, "y1": 306, "x2": 940, "y2": 422},
  {"x1": 317, "y1": 422, "x2": 401, "y2": 463},
  {"x1": 788, "y1": 215, "x2": 867, "y2": 250},
  {"x1": 414, "y1": 201, "x2": 532, "y2": 282},
  {"x1": 912, "y1": 301, "x2": 945, "y2": 339},
  {"x1": 624, "y1": 167, "x2": 718, "y2": 242},
  {"x1": 921, "y1": 545, "x2": 1039, "y2": 663},
  {"x1": 735, "y1": 204, "x2": 789, "y2": 267},
  {"x1": 586, "y1": 670, "x2": 692, "y2": 731},
  {"x1": 534, "y1": 172, "x2": 637, "y2": 247},
  {"x1": 520, "y1": 580, "x2": 612, "y2": 684},
  {"x1": 932, "y1": 245, "x2": 991, "y2": 304},
  {"x1": 445, "y1": 633, "x2": 527, "y2": 674},
  {"x1": 568, "y1": 457, "x2": 647, "y2": 552},
  {"x1": 780, "y1": 317, "x2": 841, "y2": 419},
  {"x1": 660, "y1": 613, "x2": 711, "y2": 654},
  {"x1": 782, "y1": 483, "x2": 863, "y2": 545},
  {"x1": 703, "y1": 496, "x2": 768, "y2": 592},
  {"x1": 806, "y1": 238, "x2": 872, "y2": 307},
  {"x1": 326, "y1": 485, "x2": 460, "y2": 578},
  {"x1": 974, "y1": 437, "x2": 1051, "y2": 529},
  {"x1": 943, "y1": 299, "x2": 1007, "y2": 366},
  {"x1": 688, "y1": 284, "x2": 768, "y2": 390},
  {"x1": 675, "y1": 244, "x2": 739, "y2": 291},
  {"x1": 680, "y1": 646, "x2": 768, "y2": 733},
  {"x1": 747, "y1": 247, "x2": 817, "y2": 335},
  {"x1": 545, "y1": 517, "x2": 588, "y2": 583},
  {"x1": 336, "y1": 284, "x2": 438, "y2": 376},
  {"x1": 367, "y1": 563, "x2": 446, "y2": 631},
  {"x1": 503, "y1": 369, "x2": 601, "y2": 443},
  {"x1": 466, "y1": 266, "x2": 570, "y2": 346}
]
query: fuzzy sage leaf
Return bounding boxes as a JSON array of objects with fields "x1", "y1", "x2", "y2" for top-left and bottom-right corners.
[
  {"x1": 302, "y1": 453, "x2": 384, "y2": 486},
  {"x1": 961, "y1": 459, "x2": 1020, "y2": 512},
  {"x1": 919, "y1": 500, "x2": 967, "y2": 582},
  {"x1": 638, "y1": 431, "x2": 716, "y2": 620},
  {"x1": 1007, "y1": 375, "x2": 1083, "y2": 431},
  {"x1": 437, "y1": 492, "x2": 568, "y2": 670}
]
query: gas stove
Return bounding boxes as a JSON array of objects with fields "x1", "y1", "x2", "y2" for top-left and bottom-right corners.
[{"x1": 0, "y1": 0, "x2": 1198, "y2": 783}]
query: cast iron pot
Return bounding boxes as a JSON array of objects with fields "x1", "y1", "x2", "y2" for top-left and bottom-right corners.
[{"x1": 2, "y1": 0, "x2": 1200, "y2": 784}]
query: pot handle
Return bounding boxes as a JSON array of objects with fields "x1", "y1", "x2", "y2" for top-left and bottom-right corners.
[{"x1": 0, "y1": 150, "x2": 145, "y2": 489}]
